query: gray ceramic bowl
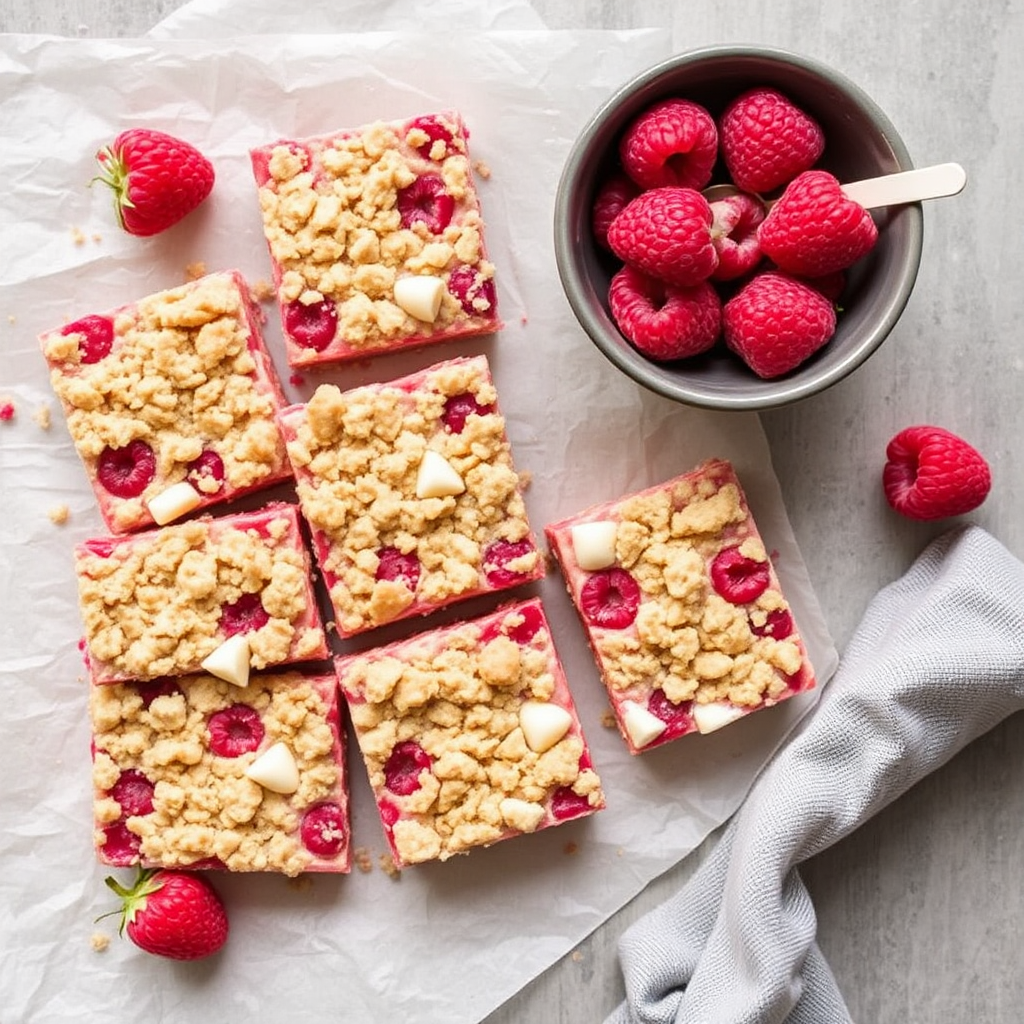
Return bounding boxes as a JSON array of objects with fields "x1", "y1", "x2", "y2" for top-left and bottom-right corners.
[{"x1": 554, "y1": 45, "x2": 924, "y2": 411}]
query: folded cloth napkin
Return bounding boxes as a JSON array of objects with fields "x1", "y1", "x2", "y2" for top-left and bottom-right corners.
[{"x1": 605, "y1": 524, "x2": 1024, "y2": 1024}]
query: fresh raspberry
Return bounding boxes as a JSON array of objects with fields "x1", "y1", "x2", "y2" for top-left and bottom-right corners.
[
  {"x1": 580, "y1": 568, "x2": 641, "y2": 629},
  {"x1": 219, "y1": 592, "x2": 270, "y2": 636},
  {"x1": 96, "y1": 439, "x2": 156, "y2": 498},
  {"x1": 407, "y1": 115, "x2": 456, "y2": 159},
  {"x1": 110, "y1": 769, "x2": 155, "y2": 817},
  {"x1": 442, "y1": 391, "x2": 494, "y2": 433},
  {"x1": 619, "y1": 98, "x2": 718, "y2": 191},
  {"x1": 722, "y1": 271, "x2": 836, "y2": 379},
  {"x1": 447, "y1": 264, "x2": 496, "y2": 315},
  {"x1": 608, "y1": 265, "x2": 721, "y2": 362},
  {"x1": 750, "y1": 607, "x2": 794, "y2": 640},
  {"x1": 719, "y1": 87, "x2": 825, "y2": 195},
  {"x1": 61, "y1": 314, "x2": 114, "y2": 363},
  {"x1": 708, "y1": 193, "x2": 765, "y2": 282},
  {"x1": 186, "y1": 449, "x2": 225, "y2": 496},
  {"x1": 882, "y1": 425, "x2": 992, "y2": 521},
  {"x1": 383, "y1": 740, "x2": 432, "y2": 795},
  {"x1": 397, "y1": 173, "x2": 455, "y2": 233},
  {"x1": 607, "y1": 187, "x2": 718, "y2": 288},
  {"x1": 647, "y1": 687, "x2": 694, "y2": 739},
  {"x1": 480, "y1": 603, "x2": 545, "y2": 645},
  {"x1": 375, "y1": 546, "x2": 421, "y2": 592},
  {"x1": 591, "y1": 173, "x2": 639, "y2": 250},
  {"x1": 800, "y1": 270, "x2": 846, "y2": 303},
  {"x1": 758, "y1": 170, "x2": 879, "y2": 277},
  {"x1": 710, "y1": 546, "x2": 771, "y2": 604},
  {"x1": 300, "y1": 802, "x2": 348, "y2": 858},
  {"x1": 284, "y1": 296, "x2": 337, "y2": 351},
  {"x1": 207, "y1": 703, "x2": 264, "y2": 758},
  {"x1": 550, "y1": 785, "x2": 591, "y2": 821},
  {"x1": 94, "y1": 129, "x2": 215, "y2": 237},
  {"x1": 137, "y1": 679, "x2": 182, "y2": 709},
  {"x1": 482, "y1": 539, "x2": 537, "y2": 588}
]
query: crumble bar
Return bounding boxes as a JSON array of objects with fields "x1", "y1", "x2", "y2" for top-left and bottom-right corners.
[
  {"x1": 75, "y1": 502, "x2": 328, "y2": 684},
  {"x1": 335, "y1": 598, "x2": 605, "y2": 868},
  {"x1": 545, "y1": 459, "x2": 816, "y2": 754},
  {"x1": 92, "y1": 670, "x2": 350, "y2": 875},
  {"x1": 279, "y1": 354, "x2": 543, "y2": 638},
  {"x1": 39, "y1": 270, "x2": 292, "y2": 534},
  {"x1": 250, "y1": 110, "x2": 500, "y2": 367}
]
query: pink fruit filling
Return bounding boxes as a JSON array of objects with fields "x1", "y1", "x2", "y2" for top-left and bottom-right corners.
[
  {"x1": 219, "y1": 592, "x2": 270, "y2": 636},
  {"x1": 750, "y1": 607, "x2": 794, "y2": 639},
  {"x1": 481, "y1": 602, "x2": 545, "y2": 645},
  {"x1": 300, "y1": 802, "x2": 347, "y2": 858},
  {"x1": 375, "y1": 546, "x2": 421, "y2": 592},
  {"x1": 101, "y1": 821, "x2": 141, "y2": 865},
  {"x1": 397, "y1": 174, "x2": 455, "y2": 233},
  {"x1": 136, "y1": 679, "x2": 182, "y2": 709},
  {"x1": 647, "y1": 687, "x2": 693, "y2": 736},
  {"x1": 447, "y1": 264, "x2": 496, "y2": 315},
  {"x1": 580, "y1": 568, "x2": 642, "y2": 629},
  {"x1": 442, "y1": 391, "x2": 495, "y2": 434},
  {"x1": 482, "y1": 539, "x2": 536, "y2": 589},
  {"x1": 110, "y1": 769, "x2": 155, "y2": 816},
  {"x1": 408, "y1": 115, "x2": 456, "y2": 158},
  {"x1": 284, "y1": 297, "x2": 338, "y2": 351},
  {"x1": 207, "y1": 704, "x2": 265, "y2": 757},
  {"x1": 710, "y1": 547, "x2": 771, "y2": 604},
  {"x1": 96, "y1": 439, "x2": 156, "y2": 498},
  {"x1": 186, "y1": 449, "x2": 226, "y2": 496},
  {"x1": 550, "y1": 785, "x2": 592, "y2": 821},
  {"x1": 383, "y1": 740, "x2": 432, "y2": 795},
  {"x1": 61, "y1": 314, "x2": 114, "y2": 364}
]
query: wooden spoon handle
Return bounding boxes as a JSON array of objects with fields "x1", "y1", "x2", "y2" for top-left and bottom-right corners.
[{"x1": 841, "y1": 162, "x2": 966, "y2": 209}]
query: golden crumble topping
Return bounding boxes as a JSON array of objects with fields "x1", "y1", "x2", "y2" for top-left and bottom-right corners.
[
  {"x1": 338, "y1": 601, "x2": 603, "y2": 867},
  {"x1": 40, "y1": 271, "x2": 289, "y2": 533},
  {"x1": 282, "y1": 355, "x2": 540, "y2": 637},
  {"x1": 76, "y1": 505, "x2": 326, "y2": 682},
  {"x1": 91, "y1": 672, "x2": 345, "y2": 876}
]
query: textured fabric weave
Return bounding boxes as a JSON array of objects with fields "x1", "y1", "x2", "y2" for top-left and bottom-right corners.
[{"x1": 606, "y1": 525, "x2": 1024, "y2": 1024}]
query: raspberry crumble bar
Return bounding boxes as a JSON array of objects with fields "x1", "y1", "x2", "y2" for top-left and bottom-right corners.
[
  {"x1": 91, "y1": 670, "x2": 350, "y2": 875},
  {"x1": 250, "y1": 110, "x2": 500, "y2": 367},
  {"x1": 335, "y1": 597, "x2": 605, "y2": 868},
  {"x1": 75, "y1": 502, "x2": 328, "y2": 684},
  {"x1": 279, "y1": 354, "x2": 543, "y2": 638},
  {"x1": 39, "y1": 270, "x2": 292, "y2": 534},
  {"x1": 545, "y1": 459, "x2": 816, "y2": 754}
]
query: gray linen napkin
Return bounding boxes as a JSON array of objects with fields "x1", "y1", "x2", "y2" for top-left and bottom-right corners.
[{"x1": 605, "y1": 524, "x2": 1024, "y2": 1024}]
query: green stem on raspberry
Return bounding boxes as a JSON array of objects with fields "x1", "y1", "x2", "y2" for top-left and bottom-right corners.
[{"x1": 101, "y1": 866, "x2": 162, "y2": 935}]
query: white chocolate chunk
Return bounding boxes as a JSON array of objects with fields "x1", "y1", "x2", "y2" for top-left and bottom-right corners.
[
  {"x1": 146, "y1": 481, "x2": 202, "y2": 525},
  {"x1": 519, "y1": 701, "x2": 573, "y2": 753},
  {"x1": 394, "y1": 275, "x2": 445, "y2": 322},
  {"x1": 415, "y1": 449, "x2": 465, "y2": 499},
  {"x1": 200, "y1": 634, "x2": 251, "y2": 688},
  {"x1": 621, "y1": 699, "x2": 667, "y2": 749},
  {"x1": 245, "y1": 742, "x2": 300, "y2": 794},
  {"x1": 571, "y1": 520, "x2": 618, "y2": 570},
  {"x1": 499, "y1": 797, "x2": 546, "y2": 833},
  {"x1": 693, "y1": 702, "x2": 746, "y2": 735}
]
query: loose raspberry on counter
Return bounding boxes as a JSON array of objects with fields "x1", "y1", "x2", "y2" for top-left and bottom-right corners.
[
  {"x1": 718, "y1": 87, "x2": 825, "y2": 195},
  {"x1": 607, "y1": 186, "x2": 718, "y2": 288},
  {"x1": 722, "y1": 271, "x2": 836, "y2": 379},
  {"x1": 619, "y1": 98, "x2": 718, "y2": 191},
  {"x1": 758, "y1": 169, "x2": 878, "y2": 278},
  {"x1": 883, "y1": 425, "x2": 992, "y2": 521},
  {"x1": 608, "y1": 264, "x2": 721, "y2": 362}
]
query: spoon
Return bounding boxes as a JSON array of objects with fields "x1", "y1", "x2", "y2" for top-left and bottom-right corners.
[{"x1": 703, "y1": 161, "x2": 967, "y2": 212}]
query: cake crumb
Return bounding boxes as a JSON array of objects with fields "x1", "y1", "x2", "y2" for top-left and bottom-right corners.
[
  {"x1": 48, "y1": 504, "x2": 70, "y2": 525},
  {"x1": 33, "y1": 404, "x2": 52, "y2": 430},
  {"x1": 600, "y1": 709, "x2": 617, "y2": 729},
  {"x1": 72, "y1": 226, "x2": 87, "y2": 246},
  {"x1": 90, "y1": 932, "x2": 110, "y2": 952},
  {"x1": 184, "y1": 261, "x2": 207, "y2": 281},
  {"x1": 251, "y1": 279, "x2": 276, "y2": 302},
  {"x1": 518, "y1": 469, "x2": 533, "y2": 489},
  {"x1": 378, "y1": 852, "x2": 401, "y2": 879},
  {"x1": 289, "y1": 373, "x2": 306, "y2": 387},
  {"x1": 7, "y1": 314, "x2": 15, "y2": 324},
  {"x1": 571, "y1": 950, "x2": 584, "y2": 963},
  {"x1": 0, "y1": 399, "x2": 15, "y2": 422},
  {"x1": 474, "y1": 159, "x2": 492, "y2": 179},
  {"x1": 353, "y1": 846, "x2": 373, "y2": 873},
  {"x1": 563, "y1": 841, "x2": 578, "y2": 856}
]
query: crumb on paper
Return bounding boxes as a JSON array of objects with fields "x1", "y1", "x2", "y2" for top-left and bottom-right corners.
[
  {"x1": 0, "y1": 399, "x2": 15, "y2": 422},
  {"x1": 353, "y1": 846, "x2": 373, "y2": 873},
  {"x1": 563, "y1": 841, "x2": 578, "y2": 856},
  {"x1": 251, "y1": 279, "x2": 275, "y2": 302},
  {"x1": 287, "y1": 874, "x2": 314, "y2": 892},
  {"x1": 518, "y1": 469, "x2": 533, "y2": 490},
  {"x1": 378, "y1": 853, "x2": 400, "y2": 879},
  {"x1": 520, "y1": 314, "x2": 528, "y2": 326},
  {"x1": 92, "y1": 232, "x2": 102, "y2": 243},
  {"x1": 289, "y1": 373, "x2": 306, "y2": 387},
  {"x1": 34, "y1": 404, "x2": 52, "y2": 430},
  {"x1": 571, "y1": 949, "x2": 584, "y2": 963},
  {"x1": 184, "y1": 261, "x2": 207, "y2": 282},
  {"x1": 600, "y1": 709, "x2": 617, "y2": 729},
  {"x1": 474, "y1": 160, "x2": 492, "y2": 179},
  {"x1": 48, "y1": 504, "x2": 70, "y2": 526},
  {"x1": 90, "y1": 932, "x2": 110, "y2": 952},
  {"x1": 72, "y1": 226, "x2": 87, "y2": 246}
]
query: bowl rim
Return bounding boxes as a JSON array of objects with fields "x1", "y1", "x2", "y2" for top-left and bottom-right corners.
[{"x1": 553, "y1": 44, "x2": 925, "y2": 412}]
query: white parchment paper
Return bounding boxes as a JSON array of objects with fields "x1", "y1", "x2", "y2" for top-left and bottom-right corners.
[{"x1": 0, "y1": 27, "x2": 838, "y2": 1024}]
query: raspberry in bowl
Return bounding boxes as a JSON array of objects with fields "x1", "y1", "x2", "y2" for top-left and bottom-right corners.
[{"x1": 553, "y1": 45, "x2": 924, "y2": 411}]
